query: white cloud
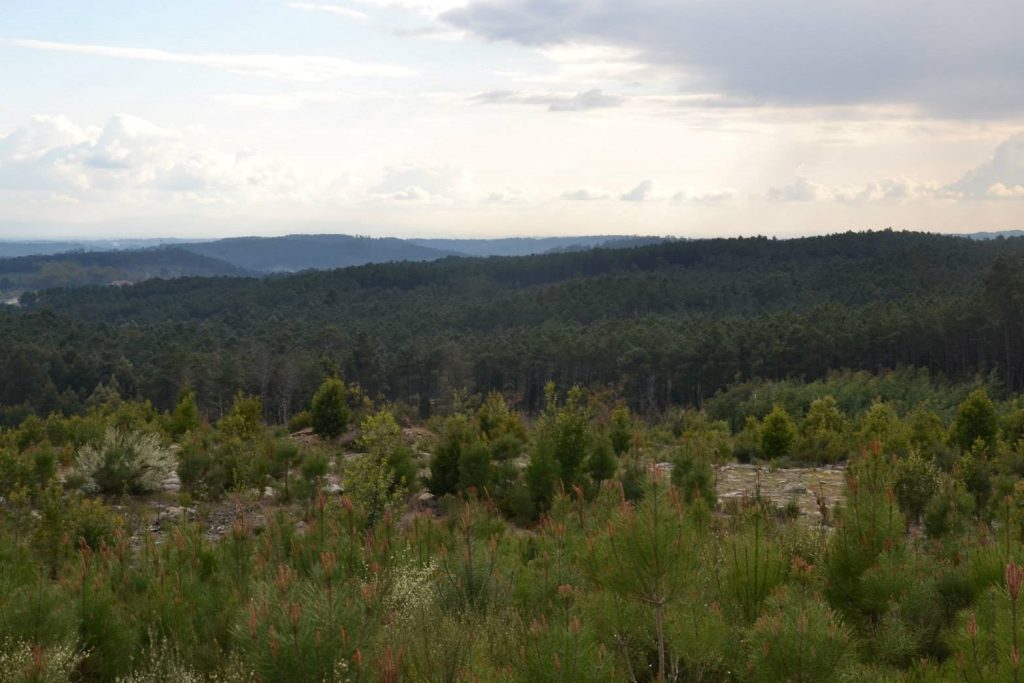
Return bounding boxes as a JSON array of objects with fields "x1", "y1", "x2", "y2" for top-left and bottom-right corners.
[
  {"x1": 0, "y1": 114, "x2": 302, "y2": 203},
  {"x1": 370, "y1": 164, "x2": 472, "y2": 201},
  {"x1": 672, "y1": 188, "x2": 737, "y2": 203},
  {"x1": 472, "y1": 88, "x2": 623, "y2": 112},
  {"x1": 945, "y1": 134, "x2": 1024, "y2": 199},
  {"x1": 621, "y1": 179, "x2": 655, "y2": 202},
  {"x1": 484, "y1": 188, "x2": 523, "y2": 203},
  {"x1": 353, "y1": 0, "x2": 468, "y2": 17},
  {"x1": 561, "y1": 188, "x2": 609, "y2": 201},
  {"x1": 288, "y1": 2, "x2": 370, "y2": 21},
  {"x1": 768, "y1": 176, "x2": 833, "y2": 202},
  {"x1": 12, "y1": 39, "x2": 415, "y2": 81},
  {"x1": 768, "y1": 175, "x2": 940, "y2": 203}
]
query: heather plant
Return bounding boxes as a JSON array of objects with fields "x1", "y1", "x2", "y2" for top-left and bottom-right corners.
[
  {"x1": 74, "y1": 428, "x2": 176, "y2": 495},
  {"x1": 0, "y1": 638, "x2": 84, "y2": 683}
]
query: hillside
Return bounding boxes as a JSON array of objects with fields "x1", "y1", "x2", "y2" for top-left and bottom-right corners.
[
  {"x1": 5, "y1": 229, "x2": 1024, "y2": 420},
  {"x1": 177, "y1": 234, "x2": 462, "y2": 272},
  {"x1": 408, "y1": 235, "x2": 668, "y2": 257},
  {"x1": 0, "y1": 246, "x2": 248, "y2": 298}
]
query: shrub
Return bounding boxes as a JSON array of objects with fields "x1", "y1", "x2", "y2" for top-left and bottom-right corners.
[
  {"x1": 74, "y1": 428, "x2": 176, "y2": 495},
  {"x1": 893, "y1": 452, "x2": 939, "y2": 524},
  {"x1": 761, "y1": 405, "x2": 796, "y2": 460},
  {"x1": 286, "y1": 410, "x2": 312, "y2": 433},
  {"x1": 743, "y1": 585, "x2": 853, "y2": 682},
  {"x1": 950, "y1": 388, "x2": 998, "y2": 452},
  {"x1": 609, "y1": 404, "x2": 633, "y2": 455},
  {"x1": 311, "y1": 378, "x2": 349, "y2": 439},
  {"x1": 670, "y1": 445, "x2": 716, "y2": 508}
]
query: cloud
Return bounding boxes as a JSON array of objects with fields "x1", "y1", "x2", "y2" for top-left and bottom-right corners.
[
  {"x1": 472, "y1": 88, "x2": 623, "y2": 112},
  {"x1": 560, "y1": 188, "x2": 609, "y2": 201},
  {"x1": 672, "y1": 188, "x2": 737, "y2": 203},
  {"x1": 0, "y1": 114, "x2": 301, "y2": 202},
  {"x1": 443, "y1": 0, "x2": 1024, "y2": 118},
  {"x1": 484, "y1": 188, "x2": 523, "y2": 203},
  {"x1": 767, "y1": 177, "x2": 834, "y2": 202},
  {"x1": 351, "y1": 0, "x2": 468, "y2": 17},
  {"x1": 288, "y1": 2, "x2": 370, "y2": 21},
  {"x1": 620, "y1": 179, "x2": 655, "y2": 202},
  {"x1": 12, "y1": 39, "x2": 414, "y2": 81},
  {"x1": 370, "y1": 164, "x2": 472, "y2": 201},
  {"x1": 944, "y1": 134, "x2": 1024, "y2": 199},
  {"x1": 768, "y1": 174, "x2": 940, "y2": 203}
]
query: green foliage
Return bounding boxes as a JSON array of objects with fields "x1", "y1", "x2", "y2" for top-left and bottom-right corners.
[
  {"x1": 951, "y1": 388, "x2": 998, "y2": 452},
  {"x1": 429, "y1": 414, "x2": 476, "y2": 497},
  {"x1": 670, "y1": 444, "x2": 716, "y2": 508},
  {"x1": 168, "y1": 387, "x2": 200, "y2": 439},
  {"x1": 893, "y1": 452, "x2": 939, "y2": 523},
  {"x1": 536, "y1": 383, "x2": 592, "y2": 489},
  {"x1": 310, "y1": 378, "x2": 349, "y2": 439},
  {"x1": 923, "y1": 475, "x2": 975, "y2": 537},
  {"x1": 761, "y1": 405, "x2": 796, "y2": 460},
  {"x1": 218, "y1": 392, "x2": 263, "y2": 441},
  {"x1": 343, "y1": 452, "x2": 406, "y2": 526},
  {"x1": 74, "y1": 428, "x2": 175, "y2": 495},
  {"x1": 743, "y1": 585, "x2": 853, "y2": 682},
  {"x1": 609, "y1": 405, "x2": 633, "y2": 456},
  {"x1": 586, "y1": 436, "x2": 617, "y2": 486}
]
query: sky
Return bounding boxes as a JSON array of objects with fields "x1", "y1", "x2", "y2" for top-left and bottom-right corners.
[{"x1": 1, "y1": 0, "x2": 1023, "y2": 239}]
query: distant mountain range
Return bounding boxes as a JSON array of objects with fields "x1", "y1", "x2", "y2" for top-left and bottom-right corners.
[{"x1": 0, "y1": 233, "x2": 668, "y2": 298}]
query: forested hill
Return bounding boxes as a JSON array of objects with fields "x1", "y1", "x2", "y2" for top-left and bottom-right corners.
[
  {"x1": 0, "y1": 246, "x2": 248, "y2": 296},
  {"x1": 5, "y1": 229, "x2": 1024, "y2": 422},
  {"x1": 178, "y1": 234, "x2": 462, "y2": 272}
]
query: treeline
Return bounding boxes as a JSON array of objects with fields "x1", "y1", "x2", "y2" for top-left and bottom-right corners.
[{"x1": 5, "y1": 230, "x2": 1024, "y2": 423}]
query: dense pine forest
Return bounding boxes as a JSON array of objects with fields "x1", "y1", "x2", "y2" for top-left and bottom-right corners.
[
  {"x1": 9, "y1": 230, "x2": 1024, "y2": 681},
  {"x1": 5, "y1": 230, "x2": 1024, "y2": 423}
]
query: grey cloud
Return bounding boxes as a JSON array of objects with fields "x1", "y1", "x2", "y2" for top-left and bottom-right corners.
[
  {"x1": 768, "y1": 177, "x2": 831, "y2": 202},
  {"x1": 473, "y1": 88, "x2": 623, "y2": 112},
  {"x1": 444, "y1": 0, "x2": 1024, "y2": 118},
  {"x1": 621, "y1": 179, "x2": 654, "y2": 202},
  {"x1": 560, "y1": 188, "x2": 609, "y2": 200}
]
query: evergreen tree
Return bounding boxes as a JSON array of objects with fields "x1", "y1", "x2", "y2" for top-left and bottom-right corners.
[
  {"x1": 311, "y1": 377, "x2": 349, "y2": 439},
  {"x1": 761, "y1": 405, "x2": 796, "y2": 459},
  {"x1": 950, "y1": 388, "x2": 998, "y2": 451}
]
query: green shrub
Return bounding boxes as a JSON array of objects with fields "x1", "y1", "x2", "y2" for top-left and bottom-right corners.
[
  {"x1": 311, "y1": 378, "x2": 349, "y2": 439},
  {"x1": 74, "y1": 428, "x2": 176, "y2": 495},
  {"x1": 743, "y1": 586, "x2": 853, "y2": 683}
]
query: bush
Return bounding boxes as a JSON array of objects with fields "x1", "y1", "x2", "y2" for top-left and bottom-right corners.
[
  {"x1": 893, "y1": 452, "x2": 939, "y2": 524},
  {"x1": 743, "y1": 586, "x2": 853, "y2": 682},
  {"x1": 761, "y1": 405, "x2": 796, "y2": 460},
  {"x1": 311, "y1": 378, "x2": 349, "y2": 439},
  {"x1": 950, "y1": 388, "x2": 998, "y2": 452},
  {"x1": 74, "y1": 428, "x2": 176, "y2": 495}
]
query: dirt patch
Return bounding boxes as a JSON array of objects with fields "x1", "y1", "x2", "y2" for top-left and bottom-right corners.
[{"x1": 714, "y1": 464, "x2": 847, "y2": 525}]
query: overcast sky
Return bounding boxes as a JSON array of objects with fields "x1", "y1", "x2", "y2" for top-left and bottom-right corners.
[{"x1": 2, "y1": 0, "x2": 1023, "y2": 239}]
